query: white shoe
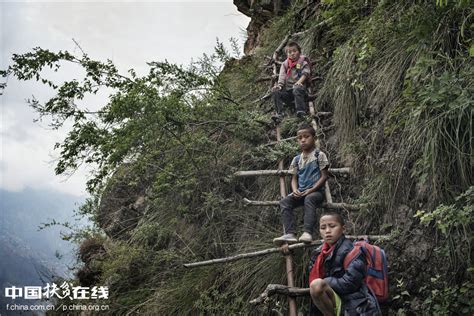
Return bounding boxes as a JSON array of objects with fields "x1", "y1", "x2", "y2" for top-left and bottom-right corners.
[
  {"x1": 273, "y1": 233, "x2": 297, "y2": 246},
  {"x1": 298, "y1": 232, "x2": 313, "y2": 243}
]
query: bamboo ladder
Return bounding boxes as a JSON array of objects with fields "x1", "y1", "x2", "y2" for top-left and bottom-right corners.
[{"x1": 184, "y1": 36, "x2": 387, "y2": 314}]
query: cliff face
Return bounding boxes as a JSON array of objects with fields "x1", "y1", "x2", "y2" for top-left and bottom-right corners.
[
  {"x1": 80, "y1": 1, "x2": 473, "y2": 315},
  {"x1": 234, "y1": 0, "x2": 292, "y2": 54},
  {"x1": 97, "y1": 164, "x2": 148, "y2": 239}
]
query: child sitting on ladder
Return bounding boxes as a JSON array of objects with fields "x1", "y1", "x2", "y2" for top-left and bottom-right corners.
[
  {"x1": 272, "y1": 41, "x2": 311, "y2": 123},
  {"x1": 273, "y1": 123, "x2": 329, "y2": 245},
  {"x1": 308, "y1": 211, "x2": 380, "y2": 316}
]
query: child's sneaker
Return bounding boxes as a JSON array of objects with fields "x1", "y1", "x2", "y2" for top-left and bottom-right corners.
[
  {"x1": 271, "y1": 112, "x2": 285, "y2": 123},
  {"x1": 298, "y1": 232, "x2": 313, "y2": 243},
  {"x1": 296, "y1": 111, "x2": 306, "y2": 119},
  {"x1": 273, "y1": 233, "x2": 297, "y2": 246}
]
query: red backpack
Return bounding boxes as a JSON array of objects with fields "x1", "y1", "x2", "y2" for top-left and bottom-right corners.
[{"x1": 343, "y1": 240, "x2": 389, "y2": 303}]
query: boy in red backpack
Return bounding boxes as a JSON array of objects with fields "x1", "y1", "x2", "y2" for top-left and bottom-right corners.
[
  {"x1": 308, "y1": 211, "x2": 380, "y2": 316},
  {"x1": 272, "y1": 41, "x2": 310, "y2": 122}
]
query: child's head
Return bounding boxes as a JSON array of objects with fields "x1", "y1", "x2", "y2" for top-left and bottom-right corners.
[
  {"x1": 286, "y1": 41, "x2": 301, "y2": 61},
  {"x1": 296, "y1": 123, "x2": 316, "y2": 151},
  {"x1": 319, "y1": 211, "x2": 346, "y2": 245}
]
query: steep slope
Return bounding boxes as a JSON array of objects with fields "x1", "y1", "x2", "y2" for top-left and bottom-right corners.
[
  {"x1": 2, "y1": 1, "x2": 471, "y2": 315},
  {"x1": 74, "y1": 1, "x2": 472, "y2": 314}
]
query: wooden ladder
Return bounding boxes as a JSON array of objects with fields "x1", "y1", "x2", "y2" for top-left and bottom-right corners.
[{"x1": 184, "y1": 36, "x2": 387, "y2": 315}]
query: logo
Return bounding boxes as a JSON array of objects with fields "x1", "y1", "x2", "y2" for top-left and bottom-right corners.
[
  {"x1": 4, "y1": 282, "x2": 108, "y2": 300},
  {"x1": 3, "y1": 283, "x2": 110, "y2": 313}
]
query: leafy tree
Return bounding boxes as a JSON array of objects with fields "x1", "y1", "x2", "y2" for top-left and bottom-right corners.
[{"x1": 1, "y1": 44, "x2": 234, "y2": 192}]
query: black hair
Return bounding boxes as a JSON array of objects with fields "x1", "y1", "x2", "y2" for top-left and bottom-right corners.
[
  {"x1": 320, "y1": 211, "x2": 345, "y2": 226},
  {"x1": 286, "y1": 41, "x2": 301, "y2": 53},
  {"x1": 297, "y1": 123, "x2": 316, "y2": 137}
]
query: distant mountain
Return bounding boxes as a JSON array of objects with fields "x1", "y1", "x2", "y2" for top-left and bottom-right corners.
[{"x1": 0, "y1": 188, "x2": 84, "y2": 315}]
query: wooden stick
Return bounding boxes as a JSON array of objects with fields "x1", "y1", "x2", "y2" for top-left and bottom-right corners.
[
  {"x1": 292, "y1": 17, "x2": 334, "y2": 37},
  {"x1": 276, "y1": 123, "x2": 297, "y2": 316},
  {"x1": 275, "y1": 34, "x2": 291, "y2": 57},
  {"x1": 324, "y1": 181, "x2": 333, "y2": 204},
  {"x1": 253, "y1": 92, "x2": 272, "y2": 103},
  {"x1": 264, "y1": 136, "x2": 297, "y2": 146},
  {"x1": 262, "y1": 124, "x2": 332, "y2": 146},
  {"x1": 242, "y1": 198, "x2": 367, "y2": 211},
  {"x1": 313, "y1": 111, "x2": 332, "y2": 117},
  {"x1": 272, "y1": 34, "x2": 290, "y2": 87},
  {"x1": 183, "y1": 235, "x2": 388, "y2": 268},
  {"x1": 234, "y1": 168, "x2": 351, "y2": 177},
  {"x1": 308, "y1": 100, "x2": 321, "y2": 149},
  {"x1": 250, "y1": 284, "x2": 310, "y2": 305},
  {"x1": 255, "y1": 75, "x2": 278, "y2": 83}
]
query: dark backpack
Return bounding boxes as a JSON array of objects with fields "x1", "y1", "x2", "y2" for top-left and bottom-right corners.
[
  {"x1": 293, "y1": 149, "x2": 320, "y2": 172},
  {"x1": 343, "y1": 240, "x2": 389, "y2": 303}
]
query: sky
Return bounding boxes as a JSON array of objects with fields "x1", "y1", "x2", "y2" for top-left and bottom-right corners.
[{"x1": 0, "y1": 0, "x2": 250, "y2": 197}]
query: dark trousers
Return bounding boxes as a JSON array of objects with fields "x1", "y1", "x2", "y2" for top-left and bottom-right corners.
[
  {"x1": 272, "y1": 85, "x2": 308, "y2": 114},
  {"x1": 280, "y1": 191, "x2": 324, "y2": 235}
]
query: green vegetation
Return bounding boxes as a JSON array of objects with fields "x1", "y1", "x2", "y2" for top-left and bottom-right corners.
[{"x1": 1, "y1": 0, "x2": 472, "y2": 314}]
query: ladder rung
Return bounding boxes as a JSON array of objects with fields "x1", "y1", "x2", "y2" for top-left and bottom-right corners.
[
  {"x1": 250, "y1": 284, "x2": 309, "y2": 305},
  {"x1": 312, "y1": 111, "x2": 332, "y2": 117},
  {"x1": 234, "y1": 168, "x2": 351, "y2": 177},
  {"x1": 264, "y1": 136, "x2": 296, "y2": 146},
  {"x1": 183, "y1": 235, "x2": 389, "y2": 268},
  {"x1": 243, "y1": 198, "x2": 366, "y2": 211}
]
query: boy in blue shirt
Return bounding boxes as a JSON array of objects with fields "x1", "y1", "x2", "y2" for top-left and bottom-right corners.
[{"x1": 273, "y1": 123, "x2": 329, "y2": 245}]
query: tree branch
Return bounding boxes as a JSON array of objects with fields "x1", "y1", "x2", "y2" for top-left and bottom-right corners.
[{"x1": 250, "y1": 284, "x2": 310, "y2": 305}]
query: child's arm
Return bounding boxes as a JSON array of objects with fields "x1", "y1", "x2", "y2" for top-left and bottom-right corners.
[
  {"x1": 295, "y1": 74, "x2": 306, "y2": 86},
  {"x1": 324, "y1": 254, "x2": 366, "y2": 295},
  {"x1": 295, "y1": 61, "x2": 310, "y2": 86},
  {"x1": 275, "y1": 62, "x2": 287, "y2": 89},
  {"x1": 291, "y1": 174, "x2": 302, "y2": 197},
  {"x1": 289, "y1": 156, "x2": 303, "y2": 197}
]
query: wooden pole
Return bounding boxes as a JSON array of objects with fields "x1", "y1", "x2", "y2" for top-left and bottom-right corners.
[
  {"x1": 324, "y1": 181, "x2": 333, "y2": 204},
  {"x1": 276, "y1": 124, "x2": 298, "y2": 316},
  {"x1": 250, "y1": 284, "x2": 310, "y2": 305},
  {"x1": 308, "y1": 99, "x2": 321, "y2": 149},
  {"x1": 292, "y1": 17, "x2": 334, "y2": 37},
  {"x1": 265, "y1": 136, "x2": 297, "y2": 146},
  {"x1": 243, "y1": 198, "x2": 367, "y2": 211},
  {"x1": 183, "y1": 235, "x2": 387, "y2": 268},
  {"x1": 271, "y1": 32, "x2": 298, "y2": 316},
  {"x1": 234, "y1": 167, "x2": 351, "y2": 177}
]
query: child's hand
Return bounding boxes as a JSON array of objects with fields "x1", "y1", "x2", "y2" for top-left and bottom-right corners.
[
  {"x1": 292, "y1": 190, "x2": 303, "y2": 198},
  {"x1": 299, "y1": 189, "x2": 312, "y2": 197},
  {"x1": 272, "y1": 85, "x2": 282, "y2": 92}
]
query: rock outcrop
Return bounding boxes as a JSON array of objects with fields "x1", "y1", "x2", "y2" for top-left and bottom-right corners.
[
  {"x1": 234, "y1": 0, "x2": 292, "y2": 54},
  {"x1": 97, "y1": 165, "x2": 149, "y2": 239}
]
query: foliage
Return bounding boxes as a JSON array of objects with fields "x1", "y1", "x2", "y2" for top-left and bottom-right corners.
[
  {"x1": 420, "y1": 277, "x2": 474, "y2": 315},
  {"x1": 416, "y1": 187, "x2": 473, "y2": 236},
  {"x1": 396, "y1": 55, "x2": 472, "y2": 203},
  {"x1": 416, "y1": 187, "x2": 473, "y2": 267},
  {"x1": 2, "y1": 0, "x2": 474, "y2": 314},
  {"x1": 0, "y1": 46, "x2": 214, "y2": 193}
]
